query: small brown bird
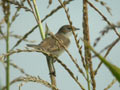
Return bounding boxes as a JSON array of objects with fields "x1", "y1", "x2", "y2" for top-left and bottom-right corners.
[
  {"x1": 27, "y1": 25, "x2": 80, "y2": 57},
  {"x1": 27, "y1": 25, "x2": 79, "y2": 76}
]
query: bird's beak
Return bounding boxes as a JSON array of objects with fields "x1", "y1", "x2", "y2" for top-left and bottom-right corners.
[{"x1": 75, "y1": 27, "x2": 80, "y2": 31}]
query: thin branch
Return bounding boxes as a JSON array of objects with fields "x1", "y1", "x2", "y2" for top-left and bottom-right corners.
[
  {"x1": 94, "y1": 23, "x2": 120, "y2": 47},
  {"x1": 42, "y1": 0, "x2": 73, "y2": 22},
  {"x1": 6, "y1": 0, "x2": 32, "y2": 13},
  {"x1": 50, "y1": 32, "x2": 86, "y2": 80},
  {"x1": 11, "y1": 0, "x2": 73, "y2": 50},
  {"x1": 83, "y1": 0, "x2": 96, "y2": 90},
  {"x1": 58, "y1": 0, "x2": 85, "y2": 90},
  {"x1": 0, "y1": 59, "x2": 29, "y2": 76},
  {"x1": 94, "y1": 37, "x2": 120, "y2": 75},
  {"x1": 58, "y1": 0, "x2": 86, "y2": 78},
  {"x1": 32, "y1": 0, "x2": 45, "y2": 40},
  {"x1": 95, "y1": 0, "x2": 112, "y2": 15},
  {"x1": 2, "y1": 1, "x2": 11, "y2": 90},
  {"x1": 55, "y1": 56, "x2": 85, "y2": 90},
  {"x1": 104, "y1": 79, "x2": 117, "y2": 90},
  {"x1": 2, "y1": 76, "x2": 58, "y2": 90},
  {"x1": 11, "y1": 25, "x2": 38, "y2": 50},
  {"x1": 1, "y1": 48, "x2": 84, "y2": 90},
  {"x1": 86, "y1": 0, "x2": 120, "y2": 39}
]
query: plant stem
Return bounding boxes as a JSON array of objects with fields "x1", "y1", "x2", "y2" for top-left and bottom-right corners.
[
  {"x1": 47, "y1": 57, "x2": 56, "y2": 90},
  {"x1": 83, "y1": 0, "x2": 92, "y2": 90},
  {"x1": 6, "y1": 21, "x2": 10, "y2": 90},
  {"x1": 32, "y1": 1, "x2": 56, "y2": 89},
  {"x1": 32, "y1": 0, "x2": 45, "y2": 40},
  {"x1": 86, "y1": 67, "x2": 90, "y2": 90}
]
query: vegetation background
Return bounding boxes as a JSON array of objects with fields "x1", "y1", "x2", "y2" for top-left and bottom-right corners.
[{"x1": 0, "y1": 0, "x2": 120, "y2": 90}]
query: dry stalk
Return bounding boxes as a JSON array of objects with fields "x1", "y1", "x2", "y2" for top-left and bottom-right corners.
[
  {"x1": 2, "y1": 48, "x2": 50, "y2": 58},
  {"x1": 10, "y1": 0, "x2": 26, "y2": 25},
  {"x1": 93, "y1": 23, "x2": 120, "y2": 74},
  {"x1": 94, "y1": 22, "x2": 120, "y2": 74},
  {"x1": 95, "y1": 0, "x2": 112, "y2": 15},
  {"x1": 49, "y1": 0, "x2": 52, "y2": 5},
  {"x1": 11, "y1": 26, "x2": 38, "y2": 50},
  {"x1": 94, "y1": 37, "x2": 120, "y2": 75},
  {"x1": 86, "y1": 0, "x2": 120, "y2": 39},
  {"x1": 0, "y1": 58, "x2": 29, "y2": 76},
  {"x1": 11, "y1": 0, "x2": 73, "y2": 50},
  {"x1": 0, "y1": 26, "x2": 6, "y2": 40},
  {"x1": 18, "y1": 82, "x2": 24, "y2": 90},
  {"x1": 55, "y1": 56, "x2": 85, "y2": 90},
  {"x1": 82, "y1": 0, "x2": 96, "y2": 90},
  {"x1": 10, "y1": 62, "x2": 29, "y2": 76},
  {"x1": 1, "y1": 48, "x2": 84, "y2": 90},
  {"x1": 10, "y1": 33, "x2": 36, "y2": 43},
  {"x1": 58, "y1": 0, "x2": 86, "y2": 89},
  {"x1": 2, "y1": 76, "x2": 58, "y2": 90},
  {"x1": 58, "y1": 0, "x2": 86, "y2": 78},
  {"x1": 104, "y1": 79, "x2": 117, "y2": 90},
  {"x1": 42, "y1": 0, "x2": 73, "y2": 22},
  {"x1": 94, "y1": 23, "x2": 120, "y2": 47},
  {"x1": 6, "y1": 0, "x2": 32, "y2": 13},
  {"x1": 100, "y1": 38, "x2": 120, "y2": 54},
  {"x1": 50, "y1": 32, "x2": 86, "y2": 80}
]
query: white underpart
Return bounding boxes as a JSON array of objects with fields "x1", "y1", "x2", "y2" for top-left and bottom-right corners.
[{"x1": 63, "y1": 31, "x2": 73, "y2": 38}]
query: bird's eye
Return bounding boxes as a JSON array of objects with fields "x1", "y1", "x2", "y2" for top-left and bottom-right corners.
[{"x1": 67, "y1": 27, "x2": 71, "y2": 29}]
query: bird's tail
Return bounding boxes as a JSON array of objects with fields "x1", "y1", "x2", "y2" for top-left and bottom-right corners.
[{"x1": 26, "y1": 44, "x2": 38, "y2": 48}]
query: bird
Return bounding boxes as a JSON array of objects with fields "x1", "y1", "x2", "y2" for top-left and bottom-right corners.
[
  {"x1": 27, "y1": 25, "x2": 79, "y2": 76},
  {"x1": 27, "y1": 25, "x2": 80, "y2": 57}
]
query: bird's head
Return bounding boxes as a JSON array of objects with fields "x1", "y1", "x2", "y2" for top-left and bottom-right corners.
[{"x1": 57, "y1": 25, "x2": 80, "y2": 37}]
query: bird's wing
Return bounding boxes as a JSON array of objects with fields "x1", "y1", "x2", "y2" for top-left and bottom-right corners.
[{"x1": 39, "y1": 37, "x2": 61, "y2": 52}]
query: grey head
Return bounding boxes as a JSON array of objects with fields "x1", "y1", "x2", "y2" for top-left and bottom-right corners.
[{"x1": 57, "y1": 25, "x2": 79, "y2": 34}]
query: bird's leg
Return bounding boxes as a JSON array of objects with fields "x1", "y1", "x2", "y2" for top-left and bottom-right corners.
[
  {"x1": 49, "y1": 58, "x2": 56, "y2": 76},
  {"x1": 47, "y1": 57, "x2": 56, "y2": 76}
]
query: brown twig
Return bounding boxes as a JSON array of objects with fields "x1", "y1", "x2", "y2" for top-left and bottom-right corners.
[
  {"x1": 104, "y1": 79, "x2": 117, "y2": 90},
  {"x1": 94, "y1": 23, "x2": 120, "y2": 47},
  {"x1": 2, "y1": 48, "x2": 50, "y2": 58},
  {"x1": 0, "y1": 58, "x2": 29, "y2": 76},
  {"x1": 82, "y1": 0, "x2": 96, "y2": 90},
  {"x1": 10, "y1": 0, "x2": 26, "y2": 25},
  {"x1": 55, "y1": 56, "x2": 85, "y2": 90},
  {"x1": 58, "y1": 0, "x2": 86, "y2": 90},
  {"x1": 50, "y1": 32, "x2": 86, "y2": 80},
  {"x1": 0, "y1": 18, "x2": 5, "y2": 25},
  {"x1": 95, "y1": 0, "x2": 112, "y2": 15},
  {"x1": 100, "y1": 38, "x2": 120, "y2": 54},
  {"x1": 6, "y1": 0, "x2": 32, "y2": 13},
  {"x1": 11, "y1": 0, "x2": 73, "y2": 50},
  {"x1": 0, "y1": 26, "x2": 6, "y2": 40},
  {"x1": 10, "y1": 33, "x2": 36, "y2": 43},
  {"x1": 86, "y1": 0, "x2": 120, "y2": 39},
  {"x1": 10, "y1": 62, "x2": 29, "y2": 76},
  {"x1": 58, "y1": 0, "x2": 86, "y2": 78},
  {"x1": 1, "y1": 48, "x2": 84, "y2": 90},
  {"x1": 94, "y1": 37, "x2": 120, "y2": 75},
  {"x1": 11, "y1": 25, "x2": 38, "y2": 50},
  {"x1": 2, "y1": 76, "x2": 58, "y2": 90},
  {"x1": 42, "y1": 0, "x2": 73, "y2": 22}
]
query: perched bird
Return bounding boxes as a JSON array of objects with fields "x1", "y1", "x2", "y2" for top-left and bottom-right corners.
[
  {"x1": 27, "y1": 25, "x2": 80, "y2": 57},
  {"x1": 27, "y1": 25, "x2": 79, "y2": 76}
]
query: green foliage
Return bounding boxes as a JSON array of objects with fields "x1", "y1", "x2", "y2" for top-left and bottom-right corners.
[{"x1": 89, "y1": 44, "x2": 120, "y2": 82}]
